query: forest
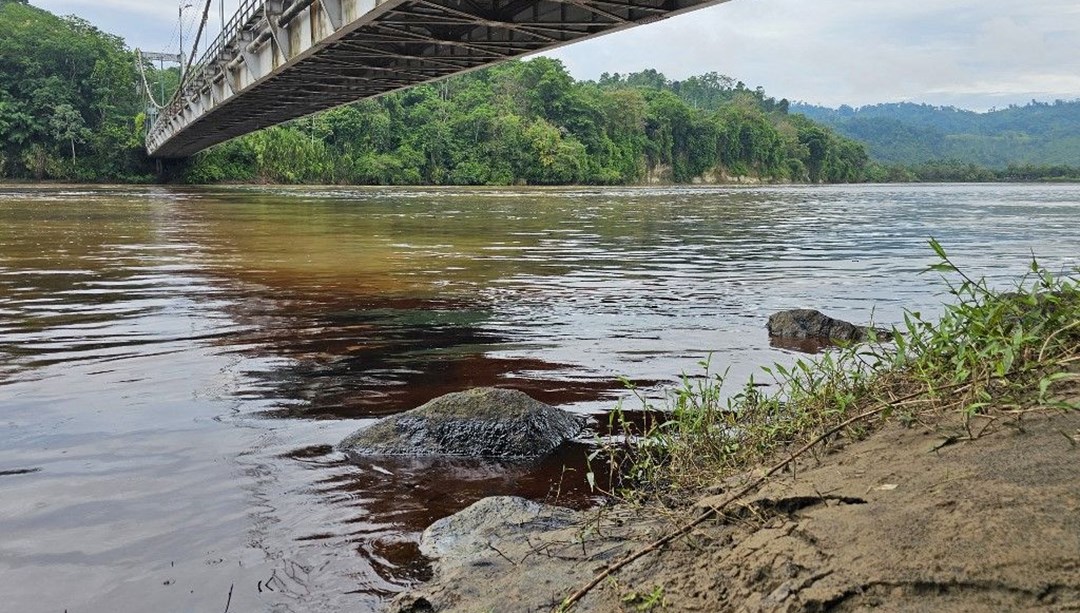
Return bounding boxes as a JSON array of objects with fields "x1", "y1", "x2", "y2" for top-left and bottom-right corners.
[
  {"x1": 795, "y1": 100, "x2": 1080, "y2": 170},
  {"x1": 0, "y1": 0, "x2": 148, "y2": 181},
  {"x1": 0, "y1": 0, "x2": 866, "y2": 185},
  {"x1": 181, "y1": 66, "x2": 871, "y2": 185},
  {"x1": 1, "y1": 0, "x2": 1075, "y2": 185}
]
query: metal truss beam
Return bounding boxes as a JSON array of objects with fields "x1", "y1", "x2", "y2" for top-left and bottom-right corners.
[{"x1": 147, "y1": 0, "x2": 734, "y2": 158}]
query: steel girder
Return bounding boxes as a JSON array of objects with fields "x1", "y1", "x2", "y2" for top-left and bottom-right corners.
[{"x1": 147, "y1": 0, "x2": 731, "y2": 158}]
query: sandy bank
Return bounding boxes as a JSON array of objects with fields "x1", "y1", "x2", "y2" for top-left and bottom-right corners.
[{"x1": 392, "y1": 403, "x2": 1080, "y2": 612}]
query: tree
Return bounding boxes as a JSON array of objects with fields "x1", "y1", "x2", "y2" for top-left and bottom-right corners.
[
  {"x1": 49, "y1": 103, "x2": 90, "y2": 164},
  {"x1": 1, "y1": 0, "x2": 148, "y2": 180}
]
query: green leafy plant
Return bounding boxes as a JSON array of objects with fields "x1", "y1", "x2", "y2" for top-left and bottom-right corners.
[{"x1": 621, "y1": 585, "x2": 666, "y2": 611}]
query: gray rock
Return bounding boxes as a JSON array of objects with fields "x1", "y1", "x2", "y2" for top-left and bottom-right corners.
[
  {"x1": 338, "y1": 387, "x2": 585, "y2": 459},
  {"x1": 387, "y1": 496, "x2": 586, "y2": 612},
  {"x1": 767, "y1": 309, "x2": 889, "y2": 343},
  {"x1": 420, "y1": 496, "x2": 578, "y2": 563}
]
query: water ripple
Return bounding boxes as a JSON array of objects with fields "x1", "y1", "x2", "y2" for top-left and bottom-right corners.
[{"x1": 0, "y1": 184, "x2": 1077, "y2": 612}]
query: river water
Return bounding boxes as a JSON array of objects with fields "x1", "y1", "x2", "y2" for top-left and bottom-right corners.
[{"x1": 1, "y1": 184, "x2": 1077, "y2": 612}]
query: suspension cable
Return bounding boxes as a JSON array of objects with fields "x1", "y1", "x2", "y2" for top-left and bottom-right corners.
[
  {"x1": 170, "y1": 0, "x2": 214, "y2": 106},
  {"x1": 135, "y1": 50, "x2": 167, "y2": 110}
]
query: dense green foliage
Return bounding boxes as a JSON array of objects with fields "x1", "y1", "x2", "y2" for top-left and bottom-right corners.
[
  {"x1": 862, "y1": 159, "x2": 1080, "y2": 183},
  {"x1": 794, "y1": 100, "x2": 1080, "y2": 169},
  {"x1": 182, "y1": 60, "x2": 871, "y2": 185},
  {"x1": 3, "y1": 0, "x2": 1069, "y2": 186},
  {"x1": 0, "y1": 0, "x2": 869, "y2": 188},
  {"x1": 0, "y1": 0, "x2": 151, "y2": 181}
]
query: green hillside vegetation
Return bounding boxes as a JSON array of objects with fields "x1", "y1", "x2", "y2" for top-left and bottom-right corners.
[
  {"x1": 4, "y1": 0, "x2": 1069, "y2": 186},
  {"x1": 1, "y1": 0, "x2": 869, "y2": 185},
  {"x1": 794, "y1": 100, "x2": 1080, "y2": 169},
  {"x1": 0, "y1": 0, "x2": 148, "y2": 181},
  {"x1": 182, "y1": 63, "x2": 870, "y2": 185}
]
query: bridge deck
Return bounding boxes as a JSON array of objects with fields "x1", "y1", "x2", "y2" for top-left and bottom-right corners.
[{"x1": 147, "y1": 0, "x2": 730, "y2": 158}]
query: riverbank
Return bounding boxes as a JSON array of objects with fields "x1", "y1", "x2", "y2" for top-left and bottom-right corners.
[
  {"x1": 392, "y1": 245, "x2": 1080, "y2": 612},
  {"x1": 393, "y1": 406, "x2": 1080, "y2": 612}
]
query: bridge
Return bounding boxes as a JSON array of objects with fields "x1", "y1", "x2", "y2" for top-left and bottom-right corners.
[{"x1": 146, "y1": 0, "x2": 732, "y2": 158}]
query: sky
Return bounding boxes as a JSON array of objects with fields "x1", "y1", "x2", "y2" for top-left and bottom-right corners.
[{"x1": 32, "y1": 0, "x2": 1080, "y2": 111}]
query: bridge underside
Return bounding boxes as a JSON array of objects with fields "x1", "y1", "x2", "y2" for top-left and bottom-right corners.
[{"x1": 148, "y1": 0, "x2": 730, "y2": 158}]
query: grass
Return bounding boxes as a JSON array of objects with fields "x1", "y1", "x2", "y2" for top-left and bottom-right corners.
[{"x1": 592, "y1": 239, "x2": 1080, "y2": 499}]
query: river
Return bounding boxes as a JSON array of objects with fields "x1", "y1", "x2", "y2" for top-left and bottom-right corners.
[{"x1": 1, "y1": 184, "x2": 1077, "y2": 612}]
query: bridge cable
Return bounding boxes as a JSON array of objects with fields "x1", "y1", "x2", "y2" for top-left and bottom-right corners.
[
  {"x1": 169, "y1": 0, "x2": 214, "y2": 107},
  {"x1": 134, "y1": 50, "x2": 167, "y2": 111}
]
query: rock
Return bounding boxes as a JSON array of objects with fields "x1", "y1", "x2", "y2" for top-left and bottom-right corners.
[
  {"x1": 391, "y1": 410, "x2": 1080, "y2": 613},
  {"x1": 387, "y1": 496, "x2": 589, "y2": 613},
  {"x1": 767, "y1": 309, "x2": 889, "y2": 343},
  {"x1": 338, "y1": 387, "x2": 585, "y2": 459},
  {"x1": 420, "y1": 496, "x2": 578, "y2": 564}
]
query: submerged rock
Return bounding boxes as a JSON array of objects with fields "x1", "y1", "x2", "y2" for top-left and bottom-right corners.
[
  {"x1": 767, "y1": 309, "x2": 889, "y2": 344},
  {"x1": 389, "y1": 496, "x2": 589, "y2": 613},
  {"x1": 338, "y1": 387, "x2": 585, "y2": 459},
  {"x1": 420, "y1": 496, "x2": 578, "y2": 563}
]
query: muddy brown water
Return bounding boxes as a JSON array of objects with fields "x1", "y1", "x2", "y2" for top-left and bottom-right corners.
[{"x1": 1, "y1": 184, "x2": 1077, "y2": 612}]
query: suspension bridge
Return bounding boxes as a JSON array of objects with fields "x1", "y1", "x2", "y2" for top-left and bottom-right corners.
[{"x1": 144, "y1": 0, "x2": 732, "y2": 158}]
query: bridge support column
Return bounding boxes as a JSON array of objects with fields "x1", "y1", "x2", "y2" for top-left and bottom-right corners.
[
  {"x1": 218, "y1": 52, "x2": 239, "y2": 94},
  {"x1": 264, "y1": 1, "x2": 292, "y2": 60},
  {"x1": 153, "y1": 157, "x2": 185, "y2": 184},
  {"x1": 322, "y1": 0, "x2": 344, "y2": 30},
  {"x1": 239, "y1": 31, "x2": 261, "y2": 76}
]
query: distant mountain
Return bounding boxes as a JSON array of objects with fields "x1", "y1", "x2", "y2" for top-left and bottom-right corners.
[{"x1": 791, "y1": 101, "x2": 1080, "y2": 168}]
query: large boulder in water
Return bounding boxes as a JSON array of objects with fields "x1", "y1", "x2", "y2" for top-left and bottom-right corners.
[
  {"x1": 767, "y1": 309, "x2": 889, "y2": 343},
  {"x1": 339, "y1": 387, "x2": 586, "y2": 459}
]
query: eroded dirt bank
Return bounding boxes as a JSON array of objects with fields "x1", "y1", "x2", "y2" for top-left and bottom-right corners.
[{"x1": 392, "y1": 407, "x2": 1080, "y2": 612}]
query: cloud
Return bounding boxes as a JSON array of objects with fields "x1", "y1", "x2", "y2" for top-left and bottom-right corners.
[
  {"x1": 30, "y1": 0, "x2": 1080, "y2": 110},
  {"x1": 37, "y1": 0, "x2": 175, "y2": 20},
  {"x1": 545, "y1": 0, "x2": 1080, "y2": 109},
  {"x1": 32, "y1": 0, "x2": 242, "y2": 54}
]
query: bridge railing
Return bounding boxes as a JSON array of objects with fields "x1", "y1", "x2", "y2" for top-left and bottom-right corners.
[
  {"x1": 148, "y1": 0, "x2": 265, "y2": 142},
  {"x1": 194, "y1": 0, "x2": 264, "y2": 81}
]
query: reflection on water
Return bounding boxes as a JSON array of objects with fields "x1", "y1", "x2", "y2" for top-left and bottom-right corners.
[
  {"x1": 225, "y1": 292, "x2": 632, "y2": 419},
  {"x1": 0, "y1": 184, "x2": 1077, "y2": 611}
]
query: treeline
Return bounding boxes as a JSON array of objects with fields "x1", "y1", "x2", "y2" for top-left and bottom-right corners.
[
  {"x1": 3, "y1": 0, "x2": 1072, "y2": 187},
  {"x1": 869, "y1": 160, "x2": 1080, "y2": 183},
  {"x1": 183, "y1": 61, "x2": 870, "y2": 185},
  {"x1": 0, "y1": 0, "x2": 148, "y2": 181},
  {"x1": 794, "y1": 100, "x2": 1080, "y2": 169},
  {"x1": 0, "y1": 0, "x2": 870, "y2": 186}
]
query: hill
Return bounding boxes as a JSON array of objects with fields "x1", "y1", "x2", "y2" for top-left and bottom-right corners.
[
  {"x1": 793, "y1": 100, "x2": 1080, "y2": 168},
  {"x1": 183, "y1": 65, "x2": 871, "y2": 185}
]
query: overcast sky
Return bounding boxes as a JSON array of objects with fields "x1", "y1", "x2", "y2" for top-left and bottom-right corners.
[{"x1": 32, "y1": 0, "x2": 1080, "y2": 111}]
